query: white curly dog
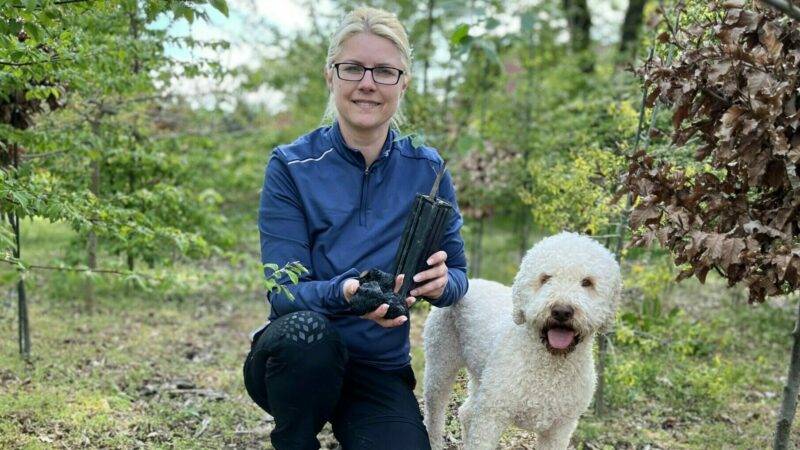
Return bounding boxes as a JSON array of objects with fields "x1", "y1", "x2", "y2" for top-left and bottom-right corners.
[{"x1": 423, "y1": 232, "x2": 621, "y2": 450}]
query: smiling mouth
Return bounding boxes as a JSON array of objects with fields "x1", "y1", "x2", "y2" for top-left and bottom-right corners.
[{"x1": 353, "y1": 100, "x2": 381, "y2": 108}]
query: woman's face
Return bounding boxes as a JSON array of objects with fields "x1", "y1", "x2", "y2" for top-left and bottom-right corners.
[{"x1": 326, "y1": 32, "x2": 408, "y2": 137}]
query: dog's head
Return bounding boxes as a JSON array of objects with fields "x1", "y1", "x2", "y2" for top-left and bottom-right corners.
[{"x1": 511, "y1": 232, "x2": 621, "y2": 355}]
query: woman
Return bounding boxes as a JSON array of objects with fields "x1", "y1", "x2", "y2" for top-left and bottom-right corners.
[{"x1": 243, "y1": 7, "x2": 468, "y2": 450}]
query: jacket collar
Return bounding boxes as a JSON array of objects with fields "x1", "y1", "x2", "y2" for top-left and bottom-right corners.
[{"x1": 328, "y1": 120, "x2": 397, "y2": 169}]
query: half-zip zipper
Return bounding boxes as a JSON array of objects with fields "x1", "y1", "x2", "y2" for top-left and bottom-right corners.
[{"x1": 359, "y1": 167, "x2": 370, "y2": 226}]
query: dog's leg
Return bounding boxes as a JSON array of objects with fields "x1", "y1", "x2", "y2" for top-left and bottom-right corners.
[
  {"x1": 456, "y1": 373, "x2": 481, "y2": 441},
  {"x1": 459, "y1": 402, "x2": 506, "y2": 450},
  {"x1": 423, "y1": 359, "x2": 461, "y2": 450},
  {"x1": 535, "y1": 417, "x2": 579, "y2": 450},
  {"x1": 423, "y1": 312, "x2": 464, "y2": 450}
]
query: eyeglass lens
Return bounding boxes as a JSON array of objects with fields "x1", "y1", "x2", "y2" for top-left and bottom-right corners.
[{"x1": 336, "y1": 63, "x2": 401, "y2": 85}]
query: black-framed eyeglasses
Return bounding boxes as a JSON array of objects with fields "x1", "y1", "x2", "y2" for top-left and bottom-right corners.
[{"x1": 331, "y1": 63, "x2": 405, "y2": 85}]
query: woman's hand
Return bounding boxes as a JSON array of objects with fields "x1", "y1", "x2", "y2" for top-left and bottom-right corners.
[
  {"x1": 344, "y1": 276, "x2": 415, "y2": 328},
  {"x1": 409, "y1": 250, "x2": 448, "y2": 300},
  {"x1": 343, "y1": 278, "x2": 361, "y2": 302}
]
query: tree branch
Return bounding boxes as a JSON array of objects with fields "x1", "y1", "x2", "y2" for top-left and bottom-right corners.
[
  {"x1": 0, "y1": 55, "x2": 67, "y2": 67},
  {"x1": 1, "y1": 257, "x2": 159, "y2": 279},
  {"x1": 22, "y1": 150, "x2": 69, "y2": 160},
  {"x1": 9, "y1": 0, "x2": 94, "y2": 7}
]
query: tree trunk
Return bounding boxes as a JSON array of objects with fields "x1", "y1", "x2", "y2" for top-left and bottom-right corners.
[
  {"x1": 774, "y1": 296, "x2": 800, "y2": 450},
  {"x1": 518, "y1": 209, "x2": 530, "y2": 261},
  {"x1": 474, "y1": 216, "x2": 483, "y2": 278},
  {"x1": 619, "y1": 0, "x2": 647, "y2": 57},
  {"x1": 126, "y1": 162, "x2": 136, "y2": 272},
  {"x1": 519, "y1": 19, "x2": 535, "y2": 261},
  {"x1": 10, "y1": 205, "x2": 30, "y2": 360},
  {"x1": 562, "y1": 0, "x2": 594, "y2": 73},
  {"x1": 127, "y1": 6, "x2": 140, "y2": 273},
  {"x1": 86, "y1": 158, "x2": 100, "y2": 313},
  {"x1": 594, "y1": 334, "x2": 607, "y2": 416},
  {"x1": 441, "y1": 74, "x2": 452, "y2": 120},
  {"x1": 13, "y1": 201, "x2": 30, "y2": 361},
  {"x1": 8, "y1": 144, "x2": 31, "y2": 359},
  {"x1": 468, "y1": 216, "x2": 484, "y2": 279},
  {"x1": 17, "y1": 278, "x2": 30, "y2": 359}
]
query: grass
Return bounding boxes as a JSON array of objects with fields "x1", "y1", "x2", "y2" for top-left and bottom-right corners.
[
  {"x1": 571, "y1": 281, "x2": 799, "y2": 449},
  {"x1": 2, "y1": 218, "x2": 800, "y2": 448},
  {"x1": 0, "y1": 296, "x2": 271, "y2": 449}
]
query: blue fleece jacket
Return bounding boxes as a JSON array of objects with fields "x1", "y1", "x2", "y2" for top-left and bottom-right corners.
[{"x1": 258, "y1": 121, "x2": 468, "y2": 370}]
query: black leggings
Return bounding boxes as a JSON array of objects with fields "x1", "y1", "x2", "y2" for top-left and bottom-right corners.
[{"x1": 243, "y1": 311, "x2": 431, "y2": 450}]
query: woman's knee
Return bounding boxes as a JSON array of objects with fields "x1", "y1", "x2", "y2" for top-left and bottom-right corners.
[
  {"x1": 253, "y1": 311, "x2": 347, "y2": 375},
  {"x1": 244, "y1": 311, "x2": 346, "y2": 411},
  {"x1": 278, "y1": 313, "x2": 347, "y2": 374},
  {"x1": 276, "y1": 311, "x2": 337, "y2": 345}
]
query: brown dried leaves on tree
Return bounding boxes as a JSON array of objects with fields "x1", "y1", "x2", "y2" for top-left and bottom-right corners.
[{"x1": 622, "y1": 1, "x2": 800, "y2": 302}]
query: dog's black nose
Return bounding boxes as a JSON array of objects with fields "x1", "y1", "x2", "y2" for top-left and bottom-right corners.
[{"x1": 551, "y1": 304, "x2": 574, "y2": 322}]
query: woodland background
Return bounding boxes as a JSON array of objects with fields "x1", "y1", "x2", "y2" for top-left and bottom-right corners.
[{"x1": 2, "y1": 0, "x2": 800, "y2": 448}]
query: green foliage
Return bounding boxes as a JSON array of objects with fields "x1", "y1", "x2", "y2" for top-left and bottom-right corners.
[
  {"x1": 522, "y1": 143, "x2": 626, "y2": 234},
  {"x1": 5, "y1": 2, "x2": 796, "y2": 447},
  {"x1": 607, "y1": 304, "x2": 737, "y2": 420},
  {"x1": 0, "y1": 0, "x2": 234, "y2": 292},
  {"x1": 602, "y1": 258, "x2": 783, "y2": 427},
  {"x1": 511, "y1": 52, "x2": 638, "y2": 231},
  {"x1": 263, "y1": 261, "x2": 308, "y2": 301},
  {"x1": 626, "y1": 256, "x2": 678, "y2": 321}
]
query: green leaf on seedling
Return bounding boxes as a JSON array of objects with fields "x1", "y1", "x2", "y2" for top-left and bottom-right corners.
[{"x1": 450, "y1": 24, "x2": 470, "y2": 46}]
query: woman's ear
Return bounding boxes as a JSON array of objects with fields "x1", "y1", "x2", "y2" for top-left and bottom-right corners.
[{"x1": 325, "y1": 68, "x2": 334, "y2": 91}]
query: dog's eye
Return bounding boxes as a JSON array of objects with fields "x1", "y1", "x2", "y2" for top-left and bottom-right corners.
[
  {"x1": 581, "y1": 278, "x2": 594, "y2": 288},
  {"x1": 539, "y1": 274, "x2": 552, "y2": 285}
]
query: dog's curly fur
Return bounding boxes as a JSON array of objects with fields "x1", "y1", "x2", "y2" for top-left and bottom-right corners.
[{"x1": 423, "y1": 232, "x2": 622, "y2": 450}]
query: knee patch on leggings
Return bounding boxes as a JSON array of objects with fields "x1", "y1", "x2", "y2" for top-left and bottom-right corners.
[
  {"x1": 275, "y1": 311, "x2": 332, "y2": 345},
  {"x1": 244, "y1": 311, "x2": 344, "y2": 414}
]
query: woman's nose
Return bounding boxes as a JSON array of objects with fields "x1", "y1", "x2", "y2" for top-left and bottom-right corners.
[{"x1": 357, "y1": 70, "x2": 377, "y2": 89}]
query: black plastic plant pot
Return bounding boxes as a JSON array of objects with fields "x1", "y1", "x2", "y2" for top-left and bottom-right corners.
[{"x1": 392, "y1": 164, "x2": 453, "y2": 301}]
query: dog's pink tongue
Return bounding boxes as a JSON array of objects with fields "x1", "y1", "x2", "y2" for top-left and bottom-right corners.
[{"x1": 547, "y1": 329, "x2": 575, "y2": 349}]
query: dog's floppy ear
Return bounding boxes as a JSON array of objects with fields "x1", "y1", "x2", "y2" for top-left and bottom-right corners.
[
  {"x1": 511, "y1": 250, "x2": 537, "y2": 325},
  {"x1": 512, "y1": 308, "x2": 525, "y2": 325},
  {"x1": 511, "y1": 283, "x2": 526, "y2": 324}
]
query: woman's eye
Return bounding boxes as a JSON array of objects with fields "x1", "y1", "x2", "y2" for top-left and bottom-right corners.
[{"x1": 343, "y1": 65, "x2": 363, "y2": 74}]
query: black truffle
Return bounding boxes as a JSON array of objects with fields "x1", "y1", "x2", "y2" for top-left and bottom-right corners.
[
  {"x1": 359, "y1": 269, "x2": 395, "y2": 292},
  {"x1": 349, "y1": 270, "x2": 409, "y2": 319}
]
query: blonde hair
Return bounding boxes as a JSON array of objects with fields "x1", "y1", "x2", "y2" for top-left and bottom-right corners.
[{"x1": 323, "y1": 7, "x2": 412, "y2": 129}]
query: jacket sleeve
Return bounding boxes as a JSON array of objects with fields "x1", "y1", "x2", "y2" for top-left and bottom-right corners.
[
  {"x1": 428, "y1": 166, "x2": 469, "y2": 307},
  {"x1": 259, "y1": 152, "x2": 358, "y2": 317}
]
